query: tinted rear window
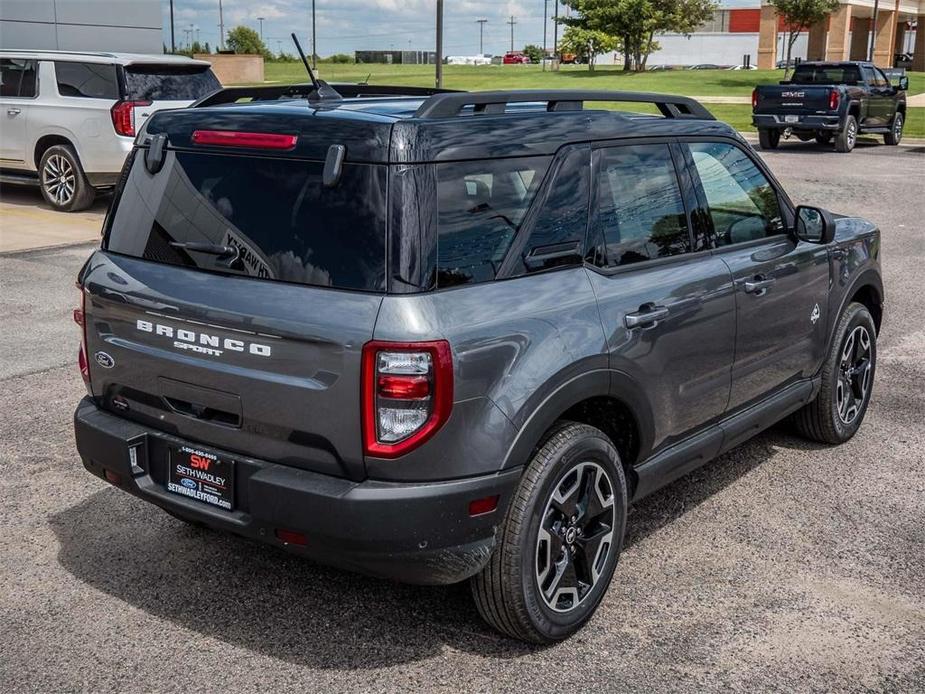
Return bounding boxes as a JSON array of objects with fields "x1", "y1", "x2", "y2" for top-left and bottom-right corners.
[
  {"x1": 434, "y1": 156, "x2": 550, "y2": 287},
  {"x1": 791, "y1": 65, "x2": 861, "y2": 85},
  {"x1": 55, "y1": 62, "x2": 119, "y2": 99},
  {"x1": 105, "y1": 150, "x2": 387, "y2": 291},
  {"x1": 124, "y1": 65, "x2": 221, "y2": 101}
]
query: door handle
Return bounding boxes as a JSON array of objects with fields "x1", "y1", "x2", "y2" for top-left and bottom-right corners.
[
  {"x1": 744, "y1": 276, "x2": 776, "y2": 294},
  {"x1": 624, "y1": 305, "x2": 669, "y2": 329},
  {"x1": 7, "y1": 108, "x2": 21, "y2": 116}
]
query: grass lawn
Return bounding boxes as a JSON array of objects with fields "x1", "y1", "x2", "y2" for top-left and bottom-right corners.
[{"x1": 261, "y1": 62, "x2": 925, "y2": 137}]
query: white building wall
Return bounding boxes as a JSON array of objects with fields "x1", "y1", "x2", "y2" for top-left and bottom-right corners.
[
  {"x1": 0, "y1": 0, "x2": 162, "y2": 53},
  {"x1": 596, "y1": 32, "x2": 809, "y2": 67}
]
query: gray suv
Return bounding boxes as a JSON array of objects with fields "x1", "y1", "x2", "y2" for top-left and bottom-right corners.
[{"x1": 73, "y1": 87, "x2": 883, "y2": 643}]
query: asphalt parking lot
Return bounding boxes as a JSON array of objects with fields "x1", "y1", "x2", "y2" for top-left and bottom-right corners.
[{"x1": 1, "y1": 141, "x2": 923, "y2": 692}]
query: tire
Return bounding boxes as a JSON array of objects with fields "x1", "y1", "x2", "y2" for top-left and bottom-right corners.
[
  {"x1": 758, "y1": 128, "x2": 780, "y2": 150},
  {"x1": 815, "y1": 131, "x2": 833, "y2": 145},
  {"x1": 794, "y1": 302, "x2": 877, "y2": 444},
  {"x1": 471, "y1": 422, "x2": 627, "y2": 643},
  {"x1": 38, "y1": 144, "x2": 96, "y2": 212},
  {"x1": 884, "y1": 111, "x2": 903, "y2": 145},
  {"x1": 834, "y1": 115, "x2": 858, "y2": 153}
]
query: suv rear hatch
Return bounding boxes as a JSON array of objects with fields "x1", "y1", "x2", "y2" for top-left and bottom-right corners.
[{"x1": 81, "y1": 110, "x2": 389, "y2": 480}]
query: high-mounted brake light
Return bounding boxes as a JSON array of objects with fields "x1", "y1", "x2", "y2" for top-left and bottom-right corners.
[
  {"x1": 191, "y1": 130, "x2": 298, "y2": 150},
  {"x1": 828, "y1": 89, "x2": 840, "y2": 111},
  {"x1": 111, "y1": 100, "x2": 152, "y2": 137},
  {"x1": 362, "y1": 340, "x2": 453, "y2": 458},
  {"x1": 751, "y1": 88, "x2": 759, "y2": 109}
]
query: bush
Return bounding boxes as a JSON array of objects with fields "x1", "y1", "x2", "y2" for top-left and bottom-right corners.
[
  {"x1": 522, "y1": 44, "x2": 544, "y2": 63},
  {"x1": 324, "y1": 53, "x2": 354, "y2": 64}
]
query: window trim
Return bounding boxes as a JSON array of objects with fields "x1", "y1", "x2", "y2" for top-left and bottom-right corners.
[
  {"x1": 585, "y1": 137, "x2": 698, "y2": 275},
  {"x1": 0, "y1": 57, "x2": 39, "y2": 100},
  {"x1": 678, "y1": 136, "x2": 794, "y2": 251}
]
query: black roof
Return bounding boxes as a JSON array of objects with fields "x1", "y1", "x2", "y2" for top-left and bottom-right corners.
[{"x1": 143, "y1": 88, "x2": 736, "y2": 164}]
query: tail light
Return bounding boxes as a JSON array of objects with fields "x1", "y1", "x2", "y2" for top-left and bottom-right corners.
[
  {"x1": 110, "y1": 100, "x2": 151, "y2": 137},
  {"x1": 74, "y1": 284, "x2": 90, "y2": 389},
  {"x1": 828, "y1": 89, "x2": 840, "y2": 111},
  {"x1": 361, "y1": 340, "x2": 453, "y2": 458},
  {"x1": 751, "y1": 88, "x2": 759, "y2": 109}
]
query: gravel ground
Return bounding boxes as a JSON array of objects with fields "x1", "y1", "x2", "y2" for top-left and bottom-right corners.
[{"x1": 1, "y1": 142, "x2": 923, "y2": 693}]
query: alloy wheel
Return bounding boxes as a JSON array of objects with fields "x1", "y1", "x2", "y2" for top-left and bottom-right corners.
[
  {"x1": 836, "y1": 325, "x2": 873, "y2": 425},
  {"x1": 42, "y1": 154, "x2": 76, "y2": 206},
  {"x1": 535, "y1": 461, "x2": 616, "y2": 613},
  {"x1": 846, "y1": 120, "x2": 857, "y2": 149},
  {"x1": 893, "y1": 115, "x2": 903, "y2": 142}
]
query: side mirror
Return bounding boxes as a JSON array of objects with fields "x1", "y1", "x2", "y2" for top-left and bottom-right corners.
[
  {"x1": 794, "y1": 205, "x2": 836, "y2": 244},
  {"x1": 896, "y1": 76, "x2": 909, "y2": 91}
]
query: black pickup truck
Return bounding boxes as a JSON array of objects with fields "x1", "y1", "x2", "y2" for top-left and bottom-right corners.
[{"x1": 752, "y1": 61, "x2": 908, "y2": 152}]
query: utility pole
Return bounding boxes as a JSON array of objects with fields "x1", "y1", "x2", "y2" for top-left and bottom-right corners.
[
  {"x1": 312, "y1": 0, "x2": 317, "y2": 68},
  {"x1": 868, "y1": 0, "x2": 880, "y2": 61},
  {"x1": 188, "y1": 24, "x2": 194, "y2": 49},
  {"x1": 553, "y1": 1, "x2": 559, "y2": 63},
  {"x1": 257, "y1": 17, "x2": 264, "y2": 41},
  {"x1": 507, "y1": 15, "x2": 516, "y2": 52},
  {"x1": 169, "y1": 0, "x2": 176, "y2": 52},
  {"x1": 542, "y1": 0, "x2": 548, "y2": 70},
  {"x1": 218, "y1": 0, "x2": 225, "y2": 50},
  {"x1": 476, "y1": 19, "x2": 487, "y2": 55},
  {"x1": 435, "y1": 0, "x2": 444, "y2": 88}
]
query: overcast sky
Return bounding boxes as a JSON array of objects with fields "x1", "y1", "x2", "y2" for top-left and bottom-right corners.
[{"x1": 161, "y1": 0, "x2": 594, "y2": 57}]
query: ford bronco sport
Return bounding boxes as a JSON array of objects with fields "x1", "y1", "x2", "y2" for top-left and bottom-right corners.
[{"x1": 73, "y1": 82, "x2": 883, "y2": 643}]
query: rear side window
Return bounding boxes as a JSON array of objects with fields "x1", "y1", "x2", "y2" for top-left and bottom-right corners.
[
  {"x1": 687, "y1": 142, "x2": 783, "y2": 246},
  {"x1": 123, "y1": 65, "x2": 221, "y2": 101},
  {"x1": 0, "y1": 58, "x2": 37, "y2": 97},
  {"x1": 55, "y1": 62, "x2": 119, "y2": 99},
  {"x1": 434, "y1": 156, "x2": 549, "y2": 287},
  {"x1": 593, "y1": 144, "x2": 690, "y2": 268},
  {"x1": 105, "y1": 151, "x2": 387, "y2": 291}
]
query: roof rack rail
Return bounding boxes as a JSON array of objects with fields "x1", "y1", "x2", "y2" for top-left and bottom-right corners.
[
  {"x1": 192, "y1": 83, "x2": 460, "y2": 109},
  {"x1": 413, "y1": 90, "x2": 714, "y2": 120}
]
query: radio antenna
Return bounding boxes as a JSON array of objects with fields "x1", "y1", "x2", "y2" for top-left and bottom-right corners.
[{"x1": 291, "y1": 32, "x2": 341, "y2": 101}]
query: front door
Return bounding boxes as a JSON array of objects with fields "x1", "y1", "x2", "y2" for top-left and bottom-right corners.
[
  {"x1": 0, "y1": 58, "x2": 37, "y2": 166},
  {"x1": 585, "y1": 141, "x2": 736, "y2": 454},
  {"x1": 683, "y1": 139, "x2": 830, "y2": 411}
]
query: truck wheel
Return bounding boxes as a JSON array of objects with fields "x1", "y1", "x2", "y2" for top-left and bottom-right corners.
[
  {"x1": 884, "y1": 112, "x2": 903, "y2": 145},
  {"x1": 38, "y1": 144, "x2": 96, "y2": 212},
  {"x1": 815, "y1": 132, "x2": 833, "y2": 145},
  {"x1": 834, "y1": 115, "x2": 858, "y2": 153},
  {"x1": 757, "y1": 128, "x2": 780, "y2": 150},
  {"x1": 794, "y1": 302, "x2": 877, "y2": 444},
  {"x1": 471, "y1": 422, "x2": 627, "y2": 643}
]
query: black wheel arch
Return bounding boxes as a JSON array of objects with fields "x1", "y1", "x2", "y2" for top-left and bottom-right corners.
[{"x1": 825, "y1": 269, "x2": 883, "y2": 357}]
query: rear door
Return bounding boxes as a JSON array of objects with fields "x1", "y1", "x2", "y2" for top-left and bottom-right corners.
[
  {"x1": 0, "y1": 57, "x2": 37, "y2": 166},
  {"x1": 585, "y1": 140, "x2": 736, "y2": 454},
  {"x1": 85, "y1": 142, "x2": 388, "y2": 480},
  {"x1": 682, "y1": 139, "x2": 829, "y2": 411},
  {"x1": 121, "y1": 63, "x2": 221, "y2": 131}
]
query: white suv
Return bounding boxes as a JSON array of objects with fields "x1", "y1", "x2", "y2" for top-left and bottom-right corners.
[{"x1": 0, "y1": 50, "x2": 219, "y2": 211}]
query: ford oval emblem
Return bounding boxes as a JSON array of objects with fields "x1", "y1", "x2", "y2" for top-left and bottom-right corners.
[
  {"x1": 180, "y1": 478, "x2": 198, "y2": 490},
  {"x1": 95, "y1": 351, "x2": 115, "y2": 369}
]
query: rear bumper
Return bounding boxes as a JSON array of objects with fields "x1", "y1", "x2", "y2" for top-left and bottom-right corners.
[
  {"x1": 74, "y1": 398, "x2": 519, "y2": 585},
  {"x1": 752, "y1": 113, "x2": 842, "y2": 130}
]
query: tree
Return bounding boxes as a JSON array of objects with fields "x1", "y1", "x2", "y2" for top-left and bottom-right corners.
[
  {"x1": 561, "y1": 0, "x2": 716, "y2": 72},
  {"x1": 769, "y1": 0, "x2": 839, "y2": 75},
  {"x1": 522, "y1": 44, "x2": 545, "y2": 63},
  {"x1": 559, "y1": 27, "x2": 618, "y2": 70},
  {"x1": 225, "y1": 25, "x2": 270, "y2": 58}
]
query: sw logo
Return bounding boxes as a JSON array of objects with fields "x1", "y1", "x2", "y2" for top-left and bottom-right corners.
[
  {"x1": 189, "y1": 454, "x2": 212, "y2": 471},
  {"x1": 810, "y1": 303, "x2": 821, "y2": 325}
]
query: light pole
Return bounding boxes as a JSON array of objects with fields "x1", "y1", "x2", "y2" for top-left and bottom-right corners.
[
  {"x1": 257, "y1": 17, "x2": 264, "y2": 41},
  {"x1": 169, "y1": 0, "x2": 176, "y2": 52},
  {"x1": 476, "y1": 19, "x2": 487, "y2": 55},
  {"x1": 311, "y1": 0, "x2": 317, "y2": 68},
  {"x1": 507, "y1": 15, "x2": 516, "y2": 52},
  {"x1": 543, "y1": 0, "x2": 548, "y2": 70},
  {"x1": 218, "y1": 0, "x2": 225, "y2": 50},
  {"x1": 435, "y1": 0, "x2": 444, "y2": 88},
  {"x1": 868, "y1": 0, "x2": 880, "y2": 61}
]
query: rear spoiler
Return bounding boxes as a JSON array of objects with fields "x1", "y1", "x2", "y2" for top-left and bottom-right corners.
[{"x1": 192, "y1": 83, "x2": 461, "y2": 108}]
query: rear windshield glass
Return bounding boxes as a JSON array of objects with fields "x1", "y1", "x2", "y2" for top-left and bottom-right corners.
[
  {"x1": 790, "y1": 65, "x2": 861, "y2": 85},
  {"x1": 105, "y1": 150, "x2": 387, "y2": 291},
  {"x1": 435, "y1": 156, "x2": 550, "y2": 287},
  {"x1": 124, "y1": 65, "x2": 221, "y2": 101}
]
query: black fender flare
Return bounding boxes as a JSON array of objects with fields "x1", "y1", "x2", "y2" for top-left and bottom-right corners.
[
  {"x1": 825, "y1": 267, "x2": 883, "y2": 356},
  {"x1": 499, "y1": 368, "x2": 655, "y2": 471}
]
